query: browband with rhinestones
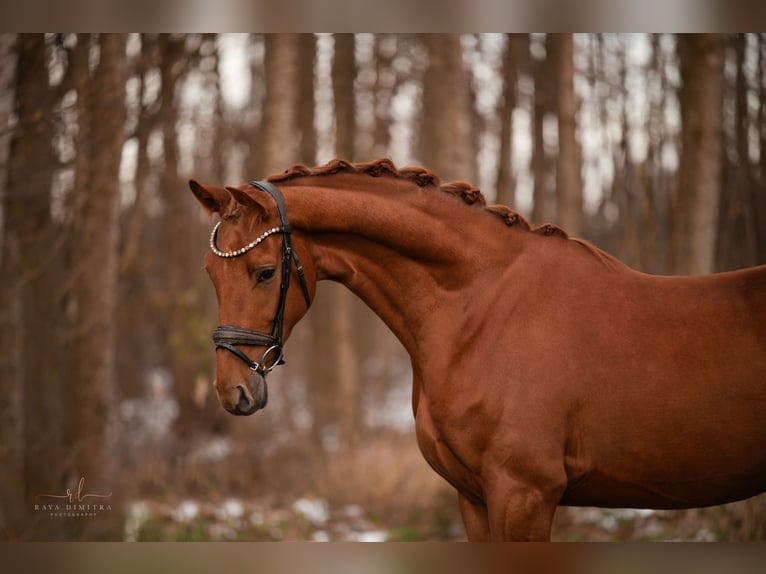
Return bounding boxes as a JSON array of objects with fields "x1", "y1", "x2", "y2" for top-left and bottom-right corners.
[{"x1": 209, "y1": 221, "x2": 284, "y2": 258}]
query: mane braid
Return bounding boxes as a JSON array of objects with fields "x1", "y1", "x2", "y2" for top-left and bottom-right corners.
[
  {"x1": 268, "y1": 158, "x2": 443, "y2": 188},
  {"x1": 264, "y1": 158, "x2": 612, "y2": 265}
]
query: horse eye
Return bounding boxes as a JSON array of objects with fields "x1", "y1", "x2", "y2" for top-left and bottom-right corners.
[{"x1": 255, "y1": 267, "x2": 276, "y2": 283}]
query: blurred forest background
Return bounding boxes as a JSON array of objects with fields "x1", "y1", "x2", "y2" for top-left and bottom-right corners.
[{"x1": 1, "y1": 33, "x2": 765, "y2": 541}]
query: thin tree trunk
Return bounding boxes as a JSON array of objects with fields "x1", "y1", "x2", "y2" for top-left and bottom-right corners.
[
  {"x1": 0, "y1": 225, "x2": 23, "y2": 539},
  {"x1": 643, "y1": 34, "x2": 669, "y2": 275},
  {"x1": 613, "y1": 39, "x2": 636, "y2": 268},
  {"x1": 371, "y1": 34, "x2": 394, "y2": 158},
  {"x1": 0, "y1": 32, "x2": 25, "y2": 540},
  {"x1": 120, "y1": 35, "x2": 153, "y2": 274},
  {"x1": 332, "y1": 34, "x2": 356, "y2": 161},
  {"x1": 716, "y1": 34, "x2": 759, "y2": 271},
  {"x1": 155, "y1": 35, "x2": 207, "y2": 446},
  {"x1": 70, "y1": 33, "x2": 127, "y2": 539},
  {"x1": 331, "y1": 34, "x2": 364, "y2": 452},
  {"x1": 554, "y1": 34, "x2": 583, "y2": 236},
  {"x1": 207, "y1": 34, "x2": 225, "y2": 184},
  {"x1": 531, "y1": 36, "x2": 551, "y2": 225},
  {"x1": 495, "y1": 34, "x2": 523, "y2": 207},
  {"x1": 298, "y1": 34, "x2": 317, "y2": 166},
  {"x1": 758, "y1": 34, "x2": 766, "y2": 262},
  {"x1": 259, "y1": 34, "x2": 305, "y2": 437},
  {"x1": 301, "y1": 34, "x2": 338, "y2": 450},
  {"x1": 610, "y1": 38, "x2": 643, "y2": 270},
  {"x1": 672, "y1": 34, "x2": 723, "y2": 275},
  {"x1": 261, "y1": 34, "x2": 300, "y2": 175},
  {"x1": 420, "y1": 34, "x2": 477, "y2": 182},
  {"x1": 244, "y1": 34, "x2": 265, "y2": 180}
]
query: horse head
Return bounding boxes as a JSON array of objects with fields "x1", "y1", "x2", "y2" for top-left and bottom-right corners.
[{"x1": 189, "y1": 179, "x2": 314, "y2": 415}]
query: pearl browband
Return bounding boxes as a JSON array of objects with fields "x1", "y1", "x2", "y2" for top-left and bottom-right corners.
[{"x1": 209, "y1": 221, "x2": 284, "y2": 259}]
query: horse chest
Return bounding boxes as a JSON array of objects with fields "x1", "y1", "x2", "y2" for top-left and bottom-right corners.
[{"x1": 414, "y1": 398, "x2": 484, "y2": 501}]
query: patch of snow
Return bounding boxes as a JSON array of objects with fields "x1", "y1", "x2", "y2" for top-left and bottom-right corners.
[
  {"x1": 292, "y1": 497, "x2": 330, "y2": 525},
  {"x1": 346, "y1": 530, "x2": 389, "y2": 542},
  {"x1": 311, "y1": 530, "x2": 330, "y2": 542},
  {"x1": 124, "y1": 501, "x2": 151, "y2": 541},
  {"x1": 343, "y1": 504, "x2": 364, "y2": 519},
  {"x1": 173, "y1": 500, "x2": 199, "y2": 523},
  {"x1": 217, "y1": 498, "x2": 244, "y2": 521},
  {"x1": 191, "y1": 437, "x2": 232, "y2": 461}
]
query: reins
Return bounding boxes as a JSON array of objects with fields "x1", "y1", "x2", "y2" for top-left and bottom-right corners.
[{"x1": 211, "y1": 180, "x2": 311, "y2": 375}]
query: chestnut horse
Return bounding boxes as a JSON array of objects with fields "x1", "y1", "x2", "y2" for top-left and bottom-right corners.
[{"x1": 189, "y1": 158, "x2": 766, "y2": 541}]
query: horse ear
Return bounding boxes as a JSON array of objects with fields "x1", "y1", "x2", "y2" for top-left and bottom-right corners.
[
  {"x1": 189, "y1": 180, "x2": 230, "y2": 216},
  {"x1": 225, "y1": 186, "x2": 268, "y2": 218}
]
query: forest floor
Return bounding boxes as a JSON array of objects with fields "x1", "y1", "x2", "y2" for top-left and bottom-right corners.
[
  {"x1": 121, "y1": 431, "x2": 766, "y2": 542},
  {"x1": 124, "y1": 493, "x2": 758, "y2": 542}
]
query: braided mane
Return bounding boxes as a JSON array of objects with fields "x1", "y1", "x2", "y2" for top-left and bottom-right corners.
[{"x1": 267, "y1": 158, "x2": 569, "y2": 239}]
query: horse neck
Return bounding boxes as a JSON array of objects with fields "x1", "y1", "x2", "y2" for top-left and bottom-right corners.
[{"x1": 282, "y1": 179, "x2": 513, "y2": 361}]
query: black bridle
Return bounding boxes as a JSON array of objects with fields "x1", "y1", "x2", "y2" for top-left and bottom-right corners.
[{"x1": 211, "y1": 181, "x2": 311, "y2": 375}]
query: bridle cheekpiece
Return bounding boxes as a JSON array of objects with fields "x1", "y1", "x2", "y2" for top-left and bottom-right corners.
[{"x1": 210, "y1": 180, "x2": 311, "y2": 376}]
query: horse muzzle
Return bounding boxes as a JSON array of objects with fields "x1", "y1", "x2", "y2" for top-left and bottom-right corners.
[{"x1": 215, "y1": 372, "x2": 268, "y2": 416}]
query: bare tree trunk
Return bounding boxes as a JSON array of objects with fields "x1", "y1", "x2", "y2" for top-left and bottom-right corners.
[
  {"x1": 5, "y1": 34, "x2": 70, "y2": 539},
  {"x1": 611, "y1": 41, "x2": 634, "y2": 268},
  {"x1": 332, "y1": 34, "x2": 356, "y2": 161},
  {"x1": 302, "y1": 34, "x2": 365, "y2": 452},
  {"x1": 0, "y1": 225, "x2": 23, "y2": 539},
  {"x1": 299, "y1": 34, "x2": 339, "y2": 450},
  {"x1": 206, "y1": 34, "x2": 226, "y2": 185},
  {"x1": 244, "y1": 35, "x2": 266, "y2": 180},
  {"x1": 642, "y1": 34, "x2": 670, "y2": 275},
  {"x1": 298, "y1": 34, "x2": 317, "y2": 166},
  {"x1": 419, "y1": 34, "x2": 477, "y2": 183},
  {"x1": 371, "y1": 34, "x2": 395, "y2": 158},
  {"x1": 531, "y1": 35, "x2": 552, "y2": 225},
  {"x1": 610, "y1": 39, "x2": 644, "y2": 271},
  {"x1": 258, "y1": 34, "x2": 306, "y2": 439},
  {"x1": 671, "y1": 34, "x2": 723, "y2": 275},
  {"x1": 154, "y1": 35, "x2": 207, "y2": 446},
  {"x1": 70, "y1": 33, "x2": 127, "y2": 539},
  {"x1": 758, "y1": 34, "x2": 766, "y2": 263},
  {"x1": 331, "y1": 34, "x2": 364, "y2": 452},
  {"x1": 0, "y1": 32, "x2": 25, "y2": 540},
  {"x1": 554, "y1": 34, "x2": 583, "y2": 236},
  {"x1": 261, "y1": 34, "x2": 300, "y2": 175},
  {"x1": 120, "y1": 35, "x2": 154, "y2": 274},
  {"x1": 716, "y1": 34, "x2": 759, "y2": 272},
  {"x1": 495, "y1": 34, "x2": 524, "y2": 207}
]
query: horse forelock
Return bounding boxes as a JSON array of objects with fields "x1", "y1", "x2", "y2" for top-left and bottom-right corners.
[{"x1": 221, "y1": 202, "x2": 243, "y2": 222}]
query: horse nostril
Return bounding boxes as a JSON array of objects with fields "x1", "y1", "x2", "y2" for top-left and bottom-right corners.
[{"x1": 236, "y1": 385, "x2": 252, "y2": 411}]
